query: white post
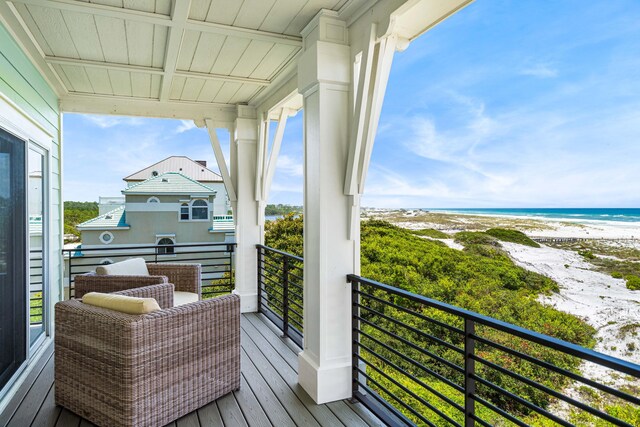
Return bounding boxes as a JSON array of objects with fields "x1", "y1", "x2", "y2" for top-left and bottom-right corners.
[
  {"x1": 297, "y1": 11, "x2": 354, "y2": 404},
  {"x1": 231, "y1": 105, "x2": 260, "y2": 313}
]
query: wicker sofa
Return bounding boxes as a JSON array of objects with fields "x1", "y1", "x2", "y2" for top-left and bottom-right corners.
[
  {"x1": 74, "y1": 262, "x2": 202, "y2": 302},
  {"x1": 55, "y1": 283, "x2": 240, "y2": 427}
]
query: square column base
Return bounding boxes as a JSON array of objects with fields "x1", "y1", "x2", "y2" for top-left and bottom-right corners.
[
  {"x1": 232, "y1": 290, "x2": 257, "y2": 313},
  {"x1": 298, "y1": 351, "x2": 351, "y2": 404}
]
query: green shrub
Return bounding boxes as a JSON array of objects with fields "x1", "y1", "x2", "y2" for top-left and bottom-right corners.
[
  {"x1": 625, "y1": 275, "x2": 640, "y2": 290},
  {"x1": 579, "y1": 249, "x2": 596, "y2": 260},
  {"x1": 411, "y1": 228, "x2": 449, "y2": 239},
  {"x1": 485, "y1": 228, "x2": 540, "y2": 247},
  {"x1": 612, "y1": 271, "x2": 624, "y2": 279},
  {"x1": 454, "y1": 231, "x2": 499, "y2": 247},
  {"x1": 265, "y1": 217, "x2": 595, "y2": 423}
]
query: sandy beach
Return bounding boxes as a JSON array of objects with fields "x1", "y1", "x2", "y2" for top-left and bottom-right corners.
[{"x1": 367, "y1": 209, "x2": 640, "y2": 398}]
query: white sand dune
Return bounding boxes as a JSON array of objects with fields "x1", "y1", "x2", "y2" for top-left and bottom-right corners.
[{"x1": 382, "y1": 210, "x2": 640, "y2": 393}]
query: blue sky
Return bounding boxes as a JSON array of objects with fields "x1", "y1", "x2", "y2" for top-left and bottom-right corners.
[{"x1": 63, "y1": 0, "x2": 640, "y2": 208}]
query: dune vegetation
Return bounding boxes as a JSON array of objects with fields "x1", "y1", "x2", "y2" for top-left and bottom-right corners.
[{"x1": 264, "y1": 215, "x2": 615, "y2": 425}]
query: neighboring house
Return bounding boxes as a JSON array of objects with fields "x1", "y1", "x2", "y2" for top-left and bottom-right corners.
[
  {"x1": 78, "y1": 171, "x2": 233, "y2": 250},
  {"x1": 71, "y1": 158, "x2": 234, "y2": 271}
]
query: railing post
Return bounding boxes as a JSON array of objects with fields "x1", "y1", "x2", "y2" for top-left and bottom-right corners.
[
  {"x1": 68, "y1": 251, "x2": 73, "y2": 299},
  {"x1": 256, "y1": 246, "x2": 262, "y2": 314},
  {"x1": 350, "y1": 276, "x2": 359, "y2": 403},
  {"x1": 282, "y1": 255, "x2": 290, "y2": 339},
  {"x1": 464, "y1": 318, "x2": 476, "y2": 427}
]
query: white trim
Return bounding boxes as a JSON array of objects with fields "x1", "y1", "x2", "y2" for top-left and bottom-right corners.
[
  {"x1": 0, "y1": 92, "x2": 54, "y2": 145},
  {"x1": 9, "y1": 0, "x2": 302, "y2": 46},
  {"x1": 99, "y1": 231, "x2": 114, "y2": 244},
  {"x1": 146, "y1": 196, "x2": 160, "y2": 203}
]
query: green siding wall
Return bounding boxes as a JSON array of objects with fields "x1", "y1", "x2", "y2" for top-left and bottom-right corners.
[{"x1": 0, "y1": 23, "x2": 62, "y2": 315}]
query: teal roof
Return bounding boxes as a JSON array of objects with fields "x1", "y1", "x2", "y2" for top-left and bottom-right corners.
[
  {"x1": 122, "y1": 172, "x2": 216, "y2": 195},
  {"x1": 77, "y1": 206, "x2": 129, "y2": 229}
]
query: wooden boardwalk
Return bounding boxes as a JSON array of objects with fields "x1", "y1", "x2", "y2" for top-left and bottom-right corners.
[{"x1": 1, "y1": 313, "x2": 383, "y2": 427}]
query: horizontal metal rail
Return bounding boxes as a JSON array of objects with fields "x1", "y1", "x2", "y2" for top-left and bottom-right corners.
[
  {"x1": 256, "y1": 244, "x2": 303, "y2": 348},
  {"x1": 60, "y1": 242, "x2": 236, "y2": 299},
  {"x1": 348, "y1": 274, "x2": 640, "y2": 427}
]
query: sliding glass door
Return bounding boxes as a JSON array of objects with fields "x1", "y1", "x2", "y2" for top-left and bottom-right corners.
[
  {"x1": 0, "y1": 128, "x2": 27, "y2": 391},
  {"x1": 28, "y1": 146, "x2": 46, "y2": 347}
]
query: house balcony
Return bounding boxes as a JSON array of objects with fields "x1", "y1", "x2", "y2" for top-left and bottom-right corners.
[{"x1": 12, "y1": 244, "x2": 639, "y2": 427}]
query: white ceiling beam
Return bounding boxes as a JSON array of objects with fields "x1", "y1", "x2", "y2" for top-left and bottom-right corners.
[
  {"x1": 262, "y1": 108, "x2": 288, "y2": 201},
  {"x1": 159, "y1": 0, "x2": 190, "y2": 102},
  {"x1": 173, "y1": 70, "x2": 270, "y2": 86},
  {"x1": 44, "y1": 56, "x2": 271, "y2": 85},
  {"x1": 60, "y1": 93, "x2": 236, "y2": 123},
  {"x1": 9, "y1": 0, "x2": 302, "y2": 46},
  {"x1": 0, "y1": 1, "x2": 67, "y2": 96},
  {"x1": 205, "y1": 119, "x2": 237, "y2": 202},
  {"x1": 44, "y1": 56, "x2": 164, "y2": 75},
  {"x1": 186, "y1": 19, "x2": 301, "y2": 47},
  {"x1": 9, "y1": 0, "x2": 172, "y2": 25}
]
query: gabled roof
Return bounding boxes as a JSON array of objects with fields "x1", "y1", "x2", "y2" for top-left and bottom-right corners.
[
  {"x1": 77, "y1": 206, "x2": 129, "y2": 230},
  {"x1": 124, "y1": 156, "x2": 223, "y2": 183},
  {"x1": 122, "y1": 172, "x2": 217, "y2": 196}
]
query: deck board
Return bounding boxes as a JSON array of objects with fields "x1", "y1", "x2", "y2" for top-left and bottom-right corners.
[{"x1": 1, "y1": 313, "x2": 382, "y2": 427}]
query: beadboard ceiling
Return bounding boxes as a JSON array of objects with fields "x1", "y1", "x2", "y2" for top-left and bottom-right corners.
[{"x1": 1, "y1": 0, "x2": 366, "y2": 107}]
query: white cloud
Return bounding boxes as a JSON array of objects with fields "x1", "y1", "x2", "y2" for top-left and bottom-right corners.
[
  {"x1": 276, "y1": 154, "x2": 303, "y2": 177},
  {"x1": 176, "y1": 120, "x2": 197, "y2": 133},
  {"x1": 520, "y1": 63, "x2": 558, "y2": 78},
  {"x1": 82, "y1": 115, "x2": 145, "y2": 128}
]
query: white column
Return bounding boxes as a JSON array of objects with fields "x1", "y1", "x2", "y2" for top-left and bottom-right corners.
[
  {"x1": 297, "y1": 11, "x2": 354, "y2": 404},
  {"x1": 232, "y1": 106, "x2": 260, "y2": 313}
]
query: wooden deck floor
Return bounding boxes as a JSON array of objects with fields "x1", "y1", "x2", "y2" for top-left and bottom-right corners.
[{"x1": 1, "y1": 313, "x2": 384, "y2": 427}]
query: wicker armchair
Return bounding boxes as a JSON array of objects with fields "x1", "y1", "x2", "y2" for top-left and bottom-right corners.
[
  {"x1": 74, "y1": 263, "x2": 202, "y2": 300},
  {"x1": 55, "y1": 283, "x2": 240, "y2": 427}
]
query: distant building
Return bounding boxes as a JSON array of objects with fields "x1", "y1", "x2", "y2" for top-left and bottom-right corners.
[{"x1": 76, "y1": 157, "x2": 234, "y2": 261}]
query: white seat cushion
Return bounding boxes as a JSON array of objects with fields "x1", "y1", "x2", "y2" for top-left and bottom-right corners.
[
  {"x1": 173, "y1": 291, "x2": 199, "y2": 306},
  {"x1": 96, "y1": 258, "x2": 149, "y2": 276}
]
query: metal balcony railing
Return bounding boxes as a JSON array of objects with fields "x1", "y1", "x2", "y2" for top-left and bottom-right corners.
[
  {"x1": 60, "y1": 242, "x2": 236, "y2": 299},
  {"x1": 347, "y1": 274, "x2": 640, "y2": 427},
  {"x1": 256, "y1": 244, "x2": 304, "y2": 347}
]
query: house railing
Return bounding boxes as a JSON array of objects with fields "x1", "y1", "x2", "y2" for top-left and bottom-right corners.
[
  {"x1": 29, "y1": 249, "x2": 44, "y2": 325},
  {"x1": 347, "y1": 274, "x2": 640, "y2": 427},
  {"x1": 256, "y1": 244, "x2": 303, "y2": 347},
  {"x1": 60, "y1": 242, "x2": 236, "y2": 299}
]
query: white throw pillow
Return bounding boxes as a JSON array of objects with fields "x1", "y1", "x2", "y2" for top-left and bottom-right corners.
[{"x1": 95, "y1": 258, "x2": 150, "y2": 276}]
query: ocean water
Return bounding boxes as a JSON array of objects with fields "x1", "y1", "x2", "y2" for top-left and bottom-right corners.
[{"x1": 425, "y1": 208, "x2": 640, "y2": 223}]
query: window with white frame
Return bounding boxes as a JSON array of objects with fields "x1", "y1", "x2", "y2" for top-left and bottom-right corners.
[
  {"x1": 180, "y1": 202, "x2": 190, "y2": 220},
  {"x1": 156, "y1": 237, "x2": 175, "y2": 255},
  {"x1": 191, "y1": 199, "x2": 208, "y2": 220},
  {"x1": 147, "y1": 196, "x2": 160, "y2": 203},
  {"x1": 99, "y1": 231, "x2": 114, "y2": 244}
]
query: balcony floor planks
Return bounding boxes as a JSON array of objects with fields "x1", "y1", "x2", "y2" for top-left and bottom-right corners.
[{"x1": 2, "y1": 313, "x2": 382, "y2": 427}]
